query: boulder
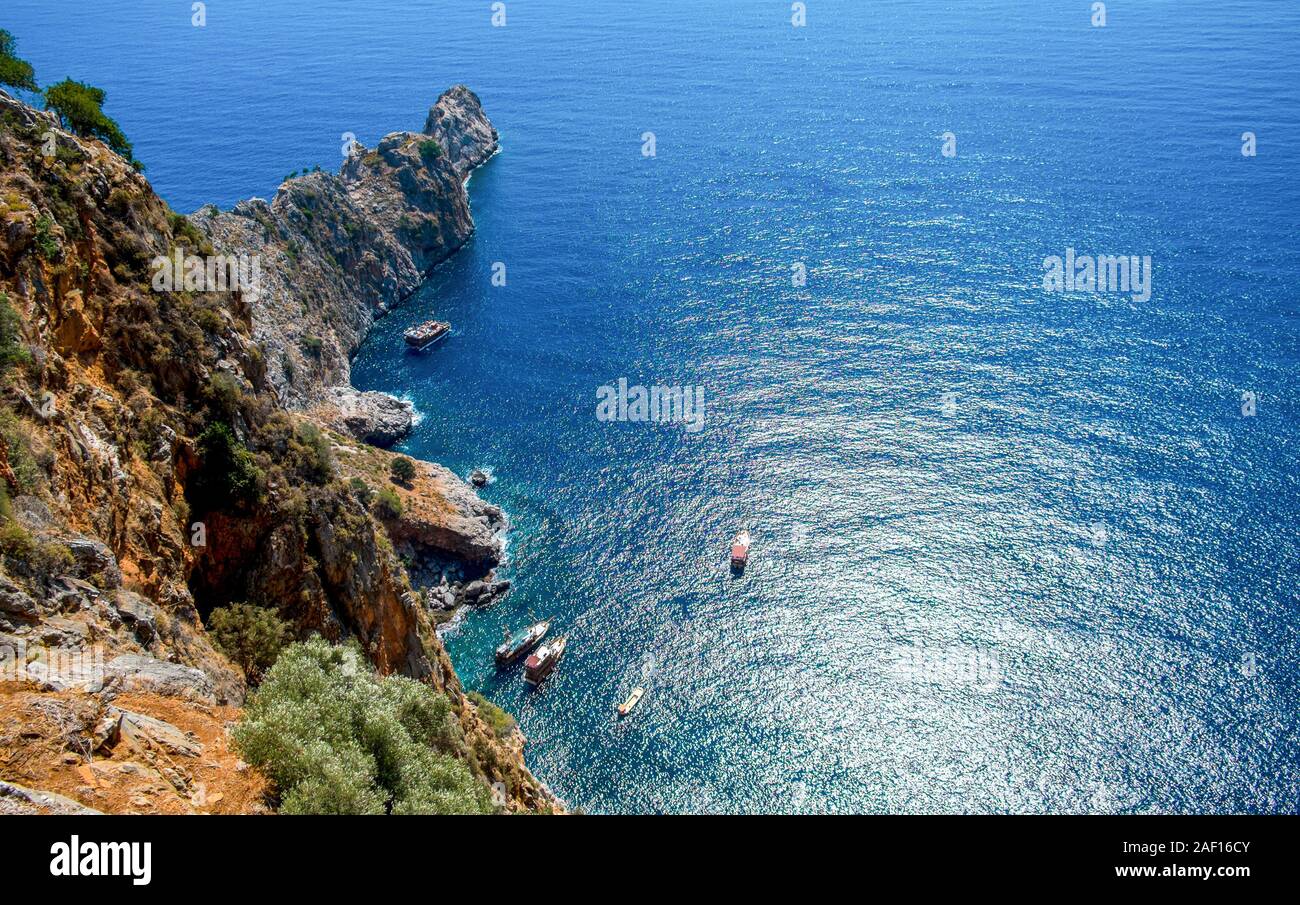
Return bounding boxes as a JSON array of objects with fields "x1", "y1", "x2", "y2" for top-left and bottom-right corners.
[
  {"x1": 0, "y1": 780, "x2": 102, "y2": 816},
  {"x1": 0, "y1": 575, "x2": 39, "y2": 621},
  {"x1": 116, "y1": 709, "x2": 202, "y2": 758},
  {"x1": 425, "y1": 585, "x2": 456, "y2": 612},
  {"x1": 111, "y1": 590, "x2": 158, "y2": 645},
  {"x1": 65, "y1": 536, "x2": 122, "y2": 587},
  {"x1": 105, "y1": 654, "x2": 217, "y2": 703},
  {"x1": 321, "y1": 386, "x2": 414, "y2": 447}
]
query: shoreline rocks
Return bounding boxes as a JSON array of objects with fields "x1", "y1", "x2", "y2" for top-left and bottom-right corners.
[{"x1": 316, "y1": 386, "x2": 415, "y2": 447}]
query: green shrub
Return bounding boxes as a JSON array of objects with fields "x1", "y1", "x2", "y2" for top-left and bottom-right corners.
[
  {"x1": 373, "y1": 486, "x2": 402, "y2": 520},
  {"x1": 33, "y1": 216, "x2": 61, "y2": 262},
  {"x1": 208, "y1": 603, "x2": 289, "y2": 684},
  {"x1": 300, "y1": 335, "x2": 323, "y2": 358},
  {"x1": 348, "y1": 477, "x2": 372, "y2": 504},
  {"x1": 232, "y1": 639, "x2": 488, "y2": 815},
  {"x1": 167, "y1": 212, "x2": 206, "y2": 248},
  {"x1": 0, "y1": 520, "x2": 34, "y2": 560},
  {"x1": 0, "y1": 29, "x2": 38, "y2": 93},
  {"x1": 0, "y1": 294, "x2": 31, "y2": 377},
  {"x1": 190, "y1": 422, "x2": 262, "y2": 512},
  {"x1": 204, "y1": 373, "x2": 245, "y2": 423},
  {"x1": 468, "y1": 691, "x2": 517, "y2": 740},
  {"x1": 0, "y1": 410, "x2": 41, "y2": 493},
  {"x1": 290, "y1": 421, "x2": 334, "y2": 485},
  {"x1": 418, "y1": 139, "x2": 443, "y2": 165},
  {"x1": 0, "y1": 521, "x2": 72, "y2": 584},
  {"x1": 43, "y1": 79, "x2": 138, "y2": 167},
  {"x1": 193, "y1": 304, "x2": 224, "y2": 335},
  {"x1": 389, "y1": 456, "x2": 416, "y2": 485}
]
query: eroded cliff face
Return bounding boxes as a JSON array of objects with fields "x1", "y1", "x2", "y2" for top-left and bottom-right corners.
[{"x1": 0, "y1": 87, "x2": 554, "y2": 814}]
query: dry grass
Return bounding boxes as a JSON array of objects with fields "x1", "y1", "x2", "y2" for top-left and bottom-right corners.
[{"x1": 0, "y1": 681, "x2": 269, "y2": 814}]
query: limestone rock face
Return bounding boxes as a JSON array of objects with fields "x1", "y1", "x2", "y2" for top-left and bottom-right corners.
[
  {"x1": 0, "y1": 780, "x2": 103, "y2": 816},
  {"x1": 105, "y1": 655, "x2": 217, "y2": 703},
  {"x1": 424, "y1": 85, "x2": 501, "y2": 178},
  {"x1": 386, "y1": 459, "x2": 507, "y2": 569},
  {"x1": 315, "y1": 386, "x2": 415, "y2": 447}
]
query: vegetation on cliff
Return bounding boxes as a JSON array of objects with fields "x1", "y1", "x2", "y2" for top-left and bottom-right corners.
[
  {"x1": 233, "y1": 639, "x2": 492, "y2": 815},
  {"x1": 467, "y1": 691, "x2": 517, "y2": 740},
  {"x1": 43, "y1": 79, "x2": 137, "y2": 168},
  {"x1": 0, "y1": 29, "x2": 38, "y2": 94},
  {"x1": 208, "y1": 603, "x2": 289, "y2": 685},
  {"x1": 1, "y1": 31, "x2": 137, "y2": 169},
  {"x1": 0, "y1": 293, "x2": 30, "y2": 375},
  {"x1": 390, "y1": 455, "x2": 417, "y2": 485}
]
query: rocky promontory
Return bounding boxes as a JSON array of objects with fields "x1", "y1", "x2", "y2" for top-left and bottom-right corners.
[{"x1": 192, "y1": 85, "x2": 499, "y2": 445}]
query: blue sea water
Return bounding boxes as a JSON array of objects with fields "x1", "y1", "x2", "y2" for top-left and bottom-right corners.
[{"x1": 8, "y1": 0, "x2": 1299, "y2": 813}]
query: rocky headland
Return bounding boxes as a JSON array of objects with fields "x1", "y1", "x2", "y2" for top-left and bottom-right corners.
[
  {"x1": 0, "y1": 85, "x2": 554, "y2": 813},
  {"x1": 192, "y1": 84, "x2": 499, "y2": 443}
]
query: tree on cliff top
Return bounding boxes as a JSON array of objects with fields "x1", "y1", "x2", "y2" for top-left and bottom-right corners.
[
  {"x1": 0, "y1": 30, "x2": 39, "y2": 94},
  {"x1": 390, "y1": 456, "x2": 416, "y2": 486},
  {"x1": 43, "y1": 78, "x2": 140, "y2": 169}
]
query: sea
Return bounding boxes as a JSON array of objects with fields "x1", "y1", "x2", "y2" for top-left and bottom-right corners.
[{"x1": 7, "y1": 0, "x2": 1298, "y2": 813}]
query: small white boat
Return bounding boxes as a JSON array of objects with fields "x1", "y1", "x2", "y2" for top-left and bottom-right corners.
[
  {"x1": 730, "y1": 529, "x2": 752, "y2": 569},
  {"x1": 618, "y1": 686, "x2": 645, "y2": 716}
]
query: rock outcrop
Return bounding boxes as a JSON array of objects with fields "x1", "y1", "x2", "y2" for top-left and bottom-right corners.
[
  {"x1": 0, "y1": 685, "x2": 269, "y2": 814},
  {"x1": 314, "y1": 386, "x2": 415, "y2": 448}
]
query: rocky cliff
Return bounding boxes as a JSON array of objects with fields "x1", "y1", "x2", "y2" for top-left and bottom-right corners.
[
  {"x1": 0, "y1": 86, "x2": 554, "y2": 814},
  {"x1": 191, "y1": 85, "x2": 499, "y2": 445}
]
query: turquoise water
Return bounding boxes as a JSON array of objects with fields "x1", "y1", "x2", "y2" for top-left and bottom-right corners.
[{"x1": 8, "y1": 1, "x2": 1299, "y2": 813}]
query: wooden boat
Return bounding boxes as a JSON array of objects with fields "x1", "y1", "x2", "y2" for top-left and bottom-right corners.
[
  {"x1": 524, "y1": 635, "x2": 567, "y2": 685},
  {"x1": 404, "y1": 319, "x2": 450, "y2": 351},
  {"x1": 730, "y1": 529, "x2": 752, "y2": 570},
  {"x1": 618, "y1": 686, "x2": 645, "y2": 716},
  {"x1": 494, "y1": 619, "x2": 550, "y2": 667}
]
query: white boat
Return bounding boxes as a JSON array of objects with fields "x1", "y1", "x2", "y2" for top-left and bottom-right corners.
[
  {"x1": 618, "y1": 686, "x2": 645, "y2": 716},
  {"x1": 730, "y1": 529, "x2": 752, "y2": 568},
  {"x1": 404, "y1": 319, "x2": 450, "y2": 351},
  {"x1": 494, "y1": 619, "x2": 550, "y2": 666}
]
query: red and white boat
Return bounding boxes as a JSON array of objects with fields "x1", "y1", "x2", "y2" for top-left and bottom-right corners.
[
  {"x1": 524, "y1": 635, "x2": 567, "y2": 686},
  {"x1": 730, "y1": 529, "x2": 752, "y2": 569}
]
